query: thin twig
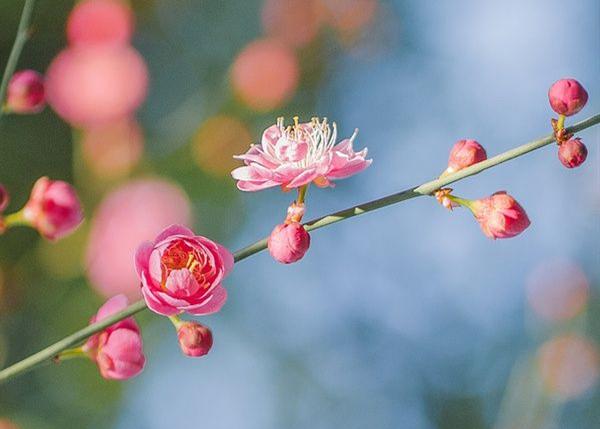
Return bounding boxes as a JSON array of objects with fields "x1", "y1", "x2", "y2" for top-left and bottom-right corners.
[
  {"x1": 0, "y1": 113, "x2": 598, "y2": 383},
  {"x1": 0, "y1": 0, "x2": 36, "y2": 123}
]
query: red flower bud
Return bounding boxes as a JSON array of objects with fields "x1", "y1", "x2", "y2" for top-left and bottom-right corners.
[
  {"x1": 177, "y1": 322, "x2": 213, "y2": 357},
  {"x1": 558, "y1": 138, "x2": 587, "y2": 169},
  {"x1": 267, "y1": 221, "x2": 310, "y2": 264},
  {"x1": 471, "y1": 191, "x2": 530, "y2": 239},
  {"x1": 446, "y1": 139, "x2": 487, "y2": 174},
  {"x1": 0, "y1": 184, "x2": 9, "y2": 212},
  {"x1": 23, "y1": 177, "x2": 84, "y2": 240},
  {"x1": 548, "y1": 78, "x2": 588, "y2": 117},
  {"x1": 6, "y1": 70, "x2": 45, "y2": 114}
]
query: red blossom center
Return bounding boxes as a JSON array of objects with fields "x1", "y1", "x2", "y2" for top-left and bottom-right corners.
[{"x1": 160, "y1": 240, "x2": 212, "y2": 291}]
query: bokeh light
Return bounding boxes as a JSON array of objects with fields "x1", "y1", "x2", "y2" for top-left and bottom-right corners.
[
  {"x1": 192, "y1": 115, "x2": 252, "y2": 177},
  {"x1": 537, "y1": 334, "x2": 600, "y2": 400},
  {"x1": 67, "y1": 0, "x2": 134, "y2": 47},
  {"x1": 0, "y1": 419, "x2": 19, "y2": 429},
  {"x1": 46, "y1": 45, "x2": 148, "y2": 127},
  {"x1": 261, "y1": 0, "x2": 322, "y2": 47},
  {"x1": 318, "y1": 0, "x2": 378, "y2": 39},
  {"x1": 231, "y1": 38, "x2": 299, "y2": 111},
  {"x1": 81, "y1": 119, "x2": 144, "y2": 179},
  {"x1": 85, "y1": 179, "x2": 191, "y2": 300},
  {"x1": 526, "y1": 259, "x2": 589, "y2": 322}
]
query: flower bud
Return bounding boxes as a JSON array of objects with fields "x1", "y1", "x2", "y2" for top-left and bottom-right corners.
[
  {"x1": 23, "y1": 177, "x2": 84, "y2": 240},
  {"x1": 446, "y1": 139, "x2": 487, "y2": 174},
  {"x1": 177, "y1": 321, "x2": 213, "y2": 357},
  {"x1": 85, "y1": 295, "x2": 145, "y2": 380},
  {"x1": 548, "y1": 78, "x2": 588, "y2": 117},
  {"x1": 558, "y1": 138, "x2": 587, "y2": 169},
  {"x1": 268, "y1": 221, "x2": 310, "y2": 264},
  {"x1": 6, "y1": 70, "x2": 45, "y2": 114},
  {"x1": 471, "y1": 191, "x2": 530, "y2": 239},
  {"x1": 0, "y1": 184, "x2": 9, "y2": 212}
]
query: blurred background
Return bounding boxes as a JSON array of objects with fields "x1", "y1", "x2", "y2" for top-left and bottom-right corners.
[{"x1": 0, "y1": 0, "x2": 598, "y2": 428}]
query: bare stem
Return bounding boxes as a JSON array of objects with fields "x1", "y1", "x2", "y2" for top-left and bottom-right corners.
[
  {"x1": 0, "y1": 0, "x2": 36, "y2": 123},
  {"x1": 0, "y1": 113, "x2": 598, "y2": 384}
]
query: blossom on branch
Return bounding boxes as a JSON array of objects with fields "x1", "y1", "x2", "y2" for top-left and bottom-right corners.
[
  {"x1": 135, "y1": 225, "x2": 233, "y2": 316},
  {"x1": 232, "y1": 117, "x2": 371, "y2": 191}
]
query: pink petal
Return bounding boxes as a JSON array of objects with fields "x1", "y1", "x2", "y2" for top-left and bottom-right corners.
[
  {"x1": 186, "y1": 285, "x2": 228, "y2": 316},
  {"x1": 95, "y1": 294, "x2": 129, "y2": 321},
  {"x1": 216, "y1": 243, "x2": 234, "y2": 274},
  {"x1": 153, "y1": 224, "x2": 195, "y2": 243},
  {"x1": 141, "y1": 285, "x2": 180, "y2": 316},
  {"x1": 134, "y1": 241, "x2": 153, "y2": 277}
]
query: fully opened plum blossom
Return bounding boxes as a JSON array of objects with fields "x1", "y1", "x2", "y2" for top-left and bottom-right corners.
[
  {"x1": 232, "y1": 117, "x2": 372, "y2": 191},
  {"x1": 135, "y1": 225, "x2": 233, "y2": 316}
]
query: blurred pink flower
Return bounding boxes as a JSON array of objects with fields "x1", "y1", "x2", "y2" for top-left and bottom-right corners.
[
  {"x1": 86, "y1": 179, "x2": 191, "y2": 300},
  {"x1": 526, "y1": 259, "x2": 589, "y2": 322},
  {"x1": 45, "y1": 45, "x2": 148, "y2": 127},
  {"x1": 84, "y1": 294, "x2": 145, "y2": 380},
  {"x1": 0, "y1": 184, "x2": 9, "y2": 212},
  {"x1": 67, "y1": 0, "x2": 133, "y2": 47},
  {"x1": 81, "y1": 118, "x2": 144, "y2": 178},
  {"x1": 23, "y1": 177, "x2": 83, "y2": 241},
  {"x1": 232, "y1": 117, "x2": 371, "y2": 191},
  {"x1": 548, "y1": 78, "x2": 588, "y2": 117},
  {"x1": 261, "y1": 0, "x2": 323, "y2": 47},
  {"x1": 268, "y1": 221, "x2": 311, "y2": 264},
  {"x1": 445, "y1": 139, "x2": 487, "y2": 174},
  {"x1": 135, "y1": 225, "x2": 233, "y2": 316},
  {"x1": 538, "y1": 334, "x2": 599, "y2": 399},
  {"x1": 231, "y1": 38, "x2": 299, "y2": 111},
  {"x1": 6, "y1": 70, "x2": 45, "y2": 114},
  {"x1": 0, "y1": 419, "x2": 19, "y2": 429},
  {"x1": 558, "y1": 138, "x2": 587, "y2": 169},
  {"x1": 177, "y1": 321, "x2": 213, "y2": 357},
  {"x1": 470, "y1": 191, "x2": 530, "y2": 239}
]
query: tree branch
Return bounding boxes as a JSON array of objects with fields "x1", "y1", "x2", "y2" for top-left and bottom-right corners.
[{"x1": 0, "y1": 113, "x2": 598, "y2": 383}]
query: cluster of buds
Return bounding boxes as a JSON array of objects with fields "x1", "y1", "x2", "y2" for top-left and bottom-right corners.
[
  {"x1": 0, "y1": 177, "x2": 83, "y2": 240},
  {"x1": 435, "y1": 136, "x2": 529, "y2": 239},
  {"x1": 549, "y1": 78, "x2": 589, "y2": 168}
]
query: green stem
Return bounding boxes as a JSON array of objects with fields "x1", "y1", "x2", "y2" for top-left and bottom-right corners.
[
  {"x1": 297, "y1": 184, "x2": 308, "y2": 205},
  {"x1": 3, "y1": 210, "x2": 29, "y2": 228},
  {"x1": 0, "y1": 113, "x2": 599, "y2": 384},
  {"x1": 446, "y1": 194, "x2": 476, "y2": 211},
  {"x1": 0, "y1": 0, "x2": 36, "y2": 123},
  {"x1": 56, "y1": 346, "x2": 86, "y2": 362},
  {"x1": 168, "y1": 315, "x2": 183, "y2": 329},
  {"x1": 556, "y1": 114, "x2": 566, "y2": 131}
]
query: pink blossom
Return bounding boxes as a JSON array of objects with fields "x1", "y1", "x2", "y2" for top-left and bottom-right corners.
[
  {"x1": 232, "y1": 117, "x2": 371, "y2": 191},
  {"x1": 45, "y1": 45, "x2": 148, "y2": 127},
  {"x1": 67, "y1": 0, "x2": 134, "y2": 47},
  {"x1": 86, "y1": 179, "x2": 191, "y2": 300},
  {"x1": 231, "y1": 39, "x2": 299, "y2": 111},
  {"x1": 446, "y1": 139, "x2": 487, "y2": 174},
  {"x1": 84, "y1": 294, "x2": 145, "y2": 380},
  {"x1": 177, "y1": 321, "x2": 213, "y2": 357},
  {"x1": 268, "y1": 222, "x2": 311, "y2": 264},
  {"x1": 6, "y1": 70, "x2": 45, "y2": 114},
  {"x1": 548, "y1": 78, "x2": 588, "y2": 117},
  {"x1": 135, "y1": 225, "x2": 233, "y2": 316},
  {"x1": 23, "y1": 177, "x2": 83, "y2": 240},
  {"x1": 558, "y1": 138, "x2": 587, "y2": 169},
  {"x1": 471, "y1": 191, "x2": 530, "y2": 239}
]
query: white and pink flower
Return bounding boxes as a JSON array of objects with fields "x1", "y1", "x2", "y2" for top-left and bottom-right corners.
[{"x1": 232, "y1": 117, "x2": 371, "y2": 191}]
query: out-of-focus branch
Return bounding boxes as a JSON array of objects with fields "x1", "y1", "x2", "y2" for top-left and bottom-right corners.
[{"x1": 0, "y1": 0, "x2": 36, "y2": 123}]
